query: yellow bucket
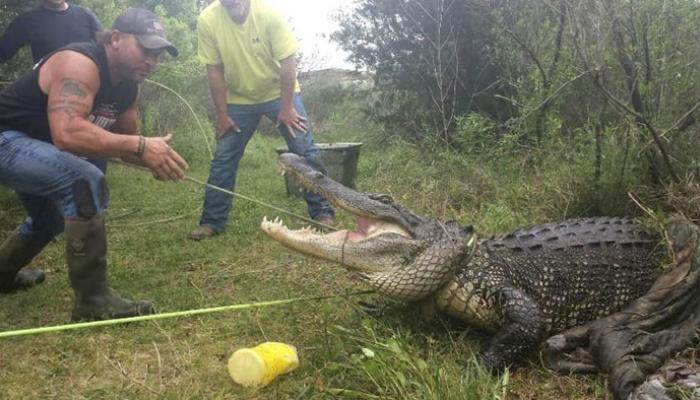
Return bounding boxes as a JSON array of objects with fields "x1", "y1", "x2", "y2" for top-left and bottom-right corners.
[{"x1": 227, "y1": 342, "x2": 299, "y2": 387}]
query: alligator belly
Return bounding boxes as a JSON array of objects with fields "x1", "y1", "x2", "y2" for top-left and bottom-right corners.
[{"x1": 434, "y1": 279, "x2": 501, "y2": 332}]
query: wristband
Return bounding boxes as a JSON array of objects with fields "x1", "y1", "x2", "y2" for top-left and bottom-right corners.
[{"x1": 135, "y1": 135, "x2": 145, "y2": 158}]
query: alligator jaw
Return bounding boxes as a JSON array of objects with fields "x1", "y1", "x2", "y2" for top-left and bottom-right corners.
[
  {"x1": 261, "y1": 216, "x2": 418, "y2": 273},
  {"x1": 276, "y1": 153, "x2": 417, "y2": 233},
  {"x1": 260, "y1": 153, "x2": 423, "y2": 273},
  {"x1": 261, "y1": 216, "x2": 411, "y2": 245}
]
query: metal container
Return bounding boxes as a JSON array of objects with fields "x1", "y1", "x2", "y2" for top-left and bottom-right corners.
[{"x1": 275, "y1": 142, "x2": 362, "y2": 197}]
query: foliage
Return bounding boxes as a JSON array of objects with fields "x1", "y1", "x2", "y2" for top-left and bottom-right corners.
[
  {"x1": 490, "y1": 0, "x2": 700, "y2": 182},
  {"x1": 0, "y1": 1, "x2": 33, "y2": 83},
  {"x1": 453, "y1": 113, "x2": 502, "y2": 156},
  {"x1": 333, "y1": 0, "x2": 513, "y2": 144},
  {"x1": 334, "y1": 0, "x2": 700, "y2": 184},
  {"x1": 298, "y1": 69, "x2": 372, "y2": 124}
]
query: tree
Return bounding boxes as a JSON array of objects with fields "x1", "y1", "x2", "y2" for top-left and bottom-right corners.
[
  {"x1": 334, "y1": 0, "x2": 700, "y2": 182},
  {"x1": 333, "y1": 0, "x2": 513, "y2": 144}
]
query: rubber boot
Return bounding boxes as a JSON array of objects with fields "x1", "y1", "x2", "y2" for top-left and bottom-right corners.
[
  {"x1": 0, "y1": 231, "x2": 46, "y2": 293},
  {"x1": 65, "y1": 215, "x2": 154, "y2": 321}
]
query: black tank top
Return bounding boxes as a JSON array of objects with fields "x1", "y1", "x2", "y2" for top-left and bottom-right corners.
[{"x1": 0, "y1": 42, "x2": 138, "y2": 143}]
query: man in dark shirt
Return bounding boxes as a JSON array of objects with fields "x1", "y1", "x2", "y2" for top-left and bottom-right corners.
[
  {"x1": 0, "y1": 8, "x2": 188, "y2": 321},
  {"x1": 1, "y1": 1, "x2": 107, "y2": 175},
  {"x1": 0, "y1": 0, "x2": 102, "y2": 64}
]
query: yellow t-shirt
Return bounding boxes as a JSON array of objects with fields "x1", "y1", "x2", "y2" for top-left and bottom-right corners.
[{"x1": 197, "y1": 0, "x2": 301, "y2": 104}]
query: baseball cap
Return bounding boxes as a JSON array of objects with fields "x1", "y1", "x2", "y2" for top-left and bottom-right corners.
[{"x1": 113, "y1": 8, "x2": 178, "y2": 57}]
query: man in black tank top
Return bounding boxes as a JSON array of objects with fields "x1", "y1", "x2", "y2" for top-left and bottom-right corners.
[
  {"x1": 1, "y1": 1, "x2": 105, "y2": 171},
  {"x1": 0, "y1": 8, "x2": 188, "y2": 322}
]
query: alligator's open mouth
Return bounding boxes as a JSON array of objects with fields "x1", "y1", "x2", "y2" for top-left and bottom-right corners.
[
  {"x1": 260, "y1": 153, "x2": 414, "y2": 245},
  {"x1": 261, "y1": 215, "x2": 410, "y2": 245},
  {"x1": 260, "y1": 153, "x2": 424, "y2": 272}
]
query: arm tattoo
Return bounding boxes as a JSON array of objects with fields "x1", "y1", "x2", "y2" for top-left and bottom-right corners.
[
  {"x1": 48, "y1": 99, "x2": 91, "y2": 119},
  {"x1": 59, "y1": 79, "x2": 87, "y2": 98},
  {"x1": 48, "y1": 78, "x2": 92, "y2": 119}
]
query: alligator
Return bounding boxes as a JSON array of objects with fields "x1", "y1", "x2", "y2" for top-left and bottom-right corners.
[{"x1": 261, "y1": 153, "x2": 665, "y2": 372}]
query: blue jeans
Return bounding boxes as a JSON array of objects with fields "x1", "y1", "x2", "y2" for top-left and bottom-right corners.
[
  {"x1": 0, "y1": 130, "x2": 108, "y2": 243},
  {"x1": 199, "y1": 94, "x2": 335, "y2": 232}
]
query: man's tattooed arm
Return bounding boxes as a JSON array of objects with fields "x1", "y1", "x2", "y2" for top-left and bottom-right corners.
[{"x1": 47, "y1": 78, "x2": 92, "y2": 119}]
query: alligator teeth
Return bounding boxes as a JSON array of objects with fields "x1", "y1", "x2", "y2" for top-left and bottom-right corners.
[
  {"x1": 261, "y1": 216, "x2": 287, "y2": 229},
  {"x1": 261, "y1": 215, "x2": 334, "y2": 236},
  {"x1": 300, "y1": 226, "x2": 317, "y2": 234}
]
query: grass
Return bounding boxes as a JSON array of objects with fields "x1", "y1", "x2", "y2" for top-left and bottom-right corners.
[{"x1": 0, "y1": 89, "x2": 664, "y2": 399}]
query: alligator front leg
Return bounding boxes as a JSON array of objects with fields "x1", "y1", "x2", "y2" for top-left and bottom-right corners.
[{"x1": 480, "y1": 285, "x2": 545, "y2": 371}]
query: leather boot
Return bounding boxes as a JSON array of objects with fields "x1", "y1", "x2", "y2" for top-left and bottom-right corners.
[
  {"x1": 65, "y1": 215, "x2": 154, "y2": 321},
  {"x1": 0, "y1": 231, "x2": 46, "y2": 293}
]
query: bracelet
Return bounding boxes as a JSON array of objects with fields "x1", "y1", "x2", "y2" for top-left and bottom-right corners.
[{"x1": 135, "y1": 135, "x2": 145, "y2": 158}]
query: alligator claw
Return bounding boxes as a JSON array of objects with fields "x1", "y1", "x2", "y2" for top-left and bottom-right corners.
[{"x1": 546, "y1": 334, "x2": 568, "y2": 351}]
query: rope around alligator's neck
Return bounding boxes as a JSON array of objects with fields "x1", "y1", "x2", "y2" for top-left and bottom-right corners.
[
  {"x1": 111, "y1": 159, "x2": 337, "y2": 231},
  {"x1": 0, "y1": 291, "x2": 372, "y2": 339}
]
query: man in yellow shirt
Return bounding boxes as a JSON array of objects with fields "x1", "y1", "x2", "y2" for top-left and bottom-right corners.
[{"x1": 189, "y1": 0, "x2": 335, "y2": 240}]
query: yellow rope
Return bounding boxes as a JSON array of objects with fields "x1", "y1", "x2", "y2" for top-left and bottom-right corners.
[{"x1": 0, "y1": 291, "x2": 372, "y2": 339}]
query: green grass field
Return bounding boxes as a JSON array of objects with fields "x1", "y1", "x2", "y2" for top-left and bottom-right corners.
[{"x1": 0, "y1": 99, "x2": 637, "y2": 399}]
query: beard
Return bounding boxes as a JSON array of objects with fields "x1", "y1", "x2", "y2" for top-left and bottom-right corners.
[{"x1": 223, "y1": 1, "x2": 249, "y2": 22}]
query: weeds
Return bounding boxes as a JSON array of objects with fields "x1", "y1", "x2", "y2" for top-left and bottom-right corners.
[{"x1": 325, "y1": 322, "x2": 503, "y2": 400}]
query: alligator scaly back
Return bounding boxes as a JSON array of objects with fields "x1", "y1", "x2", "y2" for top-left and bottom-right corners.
[{"x1": 434, "y1": 217, "x2": 663, "y2": 369}]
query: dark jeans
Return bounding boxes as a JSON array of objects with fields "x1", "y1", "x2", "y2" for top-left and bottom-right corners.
[
  {"x1": 198, "y1": 94, "x2": 335, "y2": 232},
  {"x1": 0, "y1": 130, "x2": 108, "y2": 242}
]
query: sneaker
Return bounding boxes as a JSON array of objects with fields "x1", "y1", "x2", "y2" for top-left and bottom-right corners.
[{"x1": 188, "y1": 225, "x2": 217, "y2": 241}]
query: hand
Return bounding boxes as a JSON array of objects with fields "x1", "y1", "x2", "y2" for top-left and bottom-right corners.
[
  {"x1": 141, "y1": 134, "x2": 189, "y2": 181},
  {"x1": 277, "y1": 107, "x2": 307, "y2": 138},
  {"x1": 216, "y1": 113, "x2": 240, "y2": 139}
]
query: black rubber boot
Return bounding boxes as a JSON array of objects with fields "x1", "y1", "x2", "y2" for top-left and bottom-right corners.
[
  {"x1": 65, "y1": 216, "x2": 154, "y2": 321},
  {"x1": 0, "y1": 231, "x2": 47, "y2": 293}
]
